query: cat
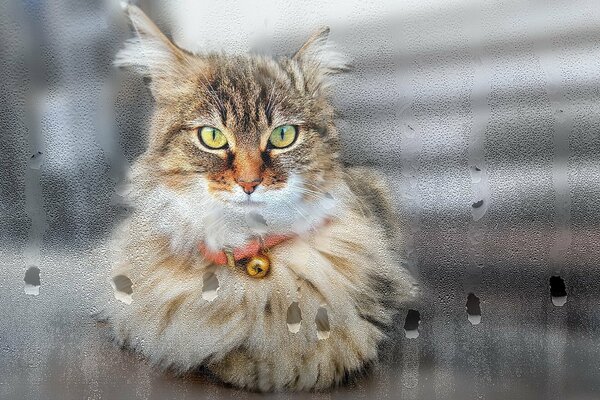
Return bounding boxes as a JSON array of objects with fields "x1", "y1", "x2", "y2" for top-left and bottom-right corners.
[{"x1": 107, "y1": 4, "x2": 418, "y2": 392}]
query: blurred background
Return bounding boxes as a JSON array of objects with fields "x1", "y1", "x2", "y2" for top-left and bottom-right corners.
[{"x1": 1, "y1": 0, "x2": 600, "y2": 398}]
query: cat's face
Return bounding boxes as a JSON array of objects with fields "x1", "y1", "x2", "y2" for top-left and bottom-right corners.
[
  {"x1": 148, "y1": 55, "x2": 341, "y2": 212},
  {"x1": 116, "y1": 6, "x2": 348, "y2": 244}
]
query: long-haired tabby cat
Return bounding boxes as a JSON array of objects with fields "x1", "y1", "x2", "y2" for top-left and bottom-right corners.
[{"x1": 108, "y1": 4, "x2": 417, "y2": 392}]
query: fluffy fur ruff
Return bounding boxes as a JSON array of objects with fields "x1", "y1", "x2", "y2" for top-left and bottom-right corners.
[{"x1": 107, "y1": 166, "x2": 417, "y2": 391}]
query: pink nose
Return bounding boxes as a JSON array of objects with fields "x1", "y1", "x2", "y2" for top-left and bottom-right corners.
[{"x1": 236, "y1": 178, "x2": 262, "y2": 194}]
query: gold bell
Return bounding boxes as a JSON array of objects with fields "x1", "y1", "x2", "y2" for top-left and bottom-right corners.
[{"x1": 246, "y1": 254, "x2": 270, "y2": 278}]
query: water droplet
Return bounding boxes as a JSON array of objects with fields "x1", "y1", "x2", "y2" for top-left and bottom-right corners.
[
  {"x1": 246, "y1": 212, "x2": 267, "y2": 228},
  {"x1": 315, "y1": 306, "x2": 330, "y2": 340},
  {"x1": 24, "y1": 267, "x2": 41, "y2": 296},
  {"x1": 550, "y1": 276, "x2": 567, "y2": 307},
  {"x1": 466, "y1": 293, "x2": 482, "y2": 325},
  {"x1": 470, "y1": 165, "x2": 482, "y2": 183},
  {"x1": 286, "y1": 302, "x2": 302, "y2": 333},
  {"x1": 111, "y1": 274, "x2": 133, "y2": 304},
  {"x1": 202, "y1": 271, "x2": 219, "y2": 302},
  {"x1": 29, "y1": 152, "x2": 44, "y2": 170},
  {"x1": 404, "y1": 309, "x2": 420, "y2": 339}
]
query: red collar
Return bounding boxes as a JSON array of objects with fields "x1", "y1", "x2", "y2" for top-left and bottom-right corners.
[{"x1": 198, "y1": 233, "x2": 294, "y2": 266}]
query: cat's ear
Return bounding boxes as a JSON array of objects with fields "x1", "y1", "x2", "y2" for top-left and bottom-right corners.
[
  {"x1": 114, "y1": 4, "x2": 194, "y2": 96},
  {"x1": 293, "y1": 27, "x2": 350, "y2": 92}
]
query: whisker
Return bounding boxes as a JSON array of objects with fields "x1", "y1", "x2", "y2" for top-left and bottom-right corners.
[
  {"x1": 304, "y1": 177, "x2": 370, "y2": 220},
  {"x1": 288, "y1": 185, "x2": 330, "y2": 201},
  {"x1": 282, "y1": 198, "x2": 310, "y2": 224}
]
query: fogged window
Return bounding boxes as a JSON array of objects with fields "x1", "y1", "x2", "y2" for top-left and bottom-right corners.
[{"x1": 2, "y1": 0, "x2": 599, "y2": 398}]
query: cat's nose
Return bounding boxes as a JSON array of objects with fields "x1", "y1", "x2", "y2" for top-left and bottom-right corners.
[{"x1": 236, "y1": 178, "x2": 262, "y2": 195}]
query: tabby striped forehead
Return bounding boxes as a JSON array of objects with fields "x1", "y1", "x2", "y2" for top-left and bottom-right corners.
[{"x1": 190, "y1": 56, "x2": 305, "y2": 147}]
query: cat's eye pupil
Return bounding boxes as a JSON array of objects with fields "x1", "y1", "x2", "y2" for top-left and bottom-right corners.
[
  {"x1": 268, "y1": 125, "x2": 297, "y2": 149},
  {"x1": 199, "y1": 126, "x2": 227, "y2": 149}
]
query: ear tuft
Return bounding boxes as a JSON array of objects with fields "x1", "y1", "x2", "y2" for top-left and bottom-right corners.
[
  {"x1": 293, "y1": 27, "x2": 351, "y2": 76},
  {"x1": 114, "y1": 4, "x2": 186, "y2": 78}
]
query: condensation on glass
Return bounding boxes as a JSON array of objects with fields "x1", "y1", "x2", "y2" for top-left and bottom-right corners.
[{"x1": 1, "y1": 0, "x2": 599, "y2": 399}]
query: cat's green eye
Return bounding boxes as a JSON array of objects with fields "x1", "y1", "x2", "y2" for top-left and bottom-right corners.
[
  {"x1": 268, "y1": 125, "x2": 297, "y2": 149},
  {"x1": 199, "y1": 127, "x2": 228, "y2": 149}
]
